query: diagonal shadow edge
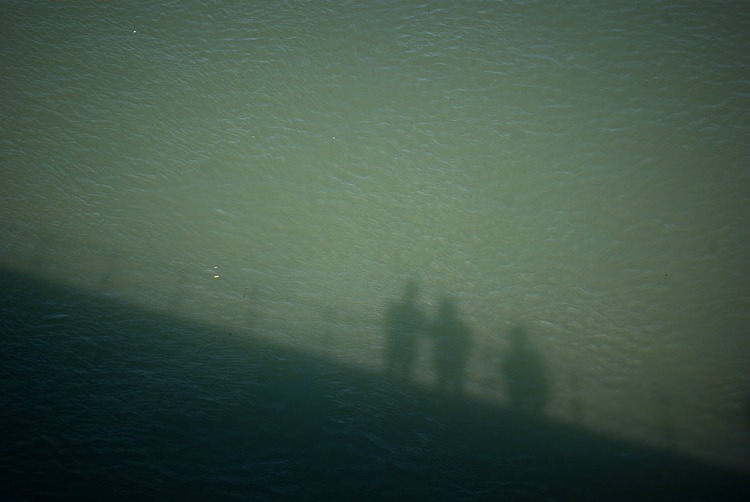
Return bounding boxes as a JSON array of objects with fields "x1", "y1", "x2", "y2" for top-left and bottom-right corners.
[{"x1": 1, "y1": 266, "x2": 748, "y2": 501}]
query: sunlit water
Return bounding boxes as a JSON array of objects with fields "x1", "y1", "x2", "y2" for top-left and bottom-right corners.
[{"x1": 2, "y1": 1, "x2": 749, "y2": 498}]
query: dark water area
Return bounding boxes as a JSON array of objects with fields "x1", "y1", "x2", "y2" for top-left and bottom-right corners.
[{"x1": 1, "y1": 267, "x2": 748, "y2": 501}]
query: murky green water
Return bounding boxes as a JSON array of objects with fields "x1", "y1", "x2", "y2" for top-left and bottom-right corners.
[{"x1": 2, "y1": 1, "x2": 749, "y2": 498}]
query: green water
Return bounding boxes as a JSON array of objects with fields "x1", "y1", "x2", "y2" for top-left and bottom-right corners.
[{"x1": 2, "y1": 1, "x2": 749, "y2": 496}]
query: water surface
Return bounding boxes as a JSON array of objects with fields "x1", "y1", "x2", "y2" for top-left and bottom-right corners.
[{"x1": 2, "y1": 1, "x2": 749, "y2": 499}]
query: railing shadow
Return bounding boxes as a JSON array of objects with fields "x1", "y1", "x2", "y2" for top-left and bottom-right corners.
[{"x1": 1, "y1": 266, "x2": 748, "y2": 501}]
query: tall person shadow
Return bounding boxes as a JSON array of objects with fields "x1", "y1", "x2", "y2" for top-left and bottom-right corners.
[
  {"x1": 384, "y1": 280, "x2": 425, "y2": 384},
  {"x1": 502, "y1": 324, "x2": 549, "y2": 416},
  {"x1": 428, "y1": 297, "x2": 471, "y2": 397}
]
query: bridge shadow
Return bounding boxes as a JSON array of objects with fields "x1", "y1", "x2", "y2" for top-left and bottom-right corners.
[{"x1": 1, "y1": 267, "x2": 748, "y2": 501}]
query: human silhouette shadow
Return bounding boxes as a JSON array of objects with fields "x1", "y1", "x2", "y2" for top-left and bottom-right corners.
[
  {"x1": 384, "y1": 280, "x2": 425, "y2": 383},
  {"x1": 428, "y1": 298, "x2": 471, "y2": 397},
  {"x1": 502, "y1": 324, "x2": 549, "y2": 416}
]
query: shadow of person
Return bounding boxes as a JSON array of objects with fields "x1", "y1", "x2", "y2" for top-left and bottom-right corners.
[
  {"x1": 384, "y1": 280, "x2": 425, "y2": 384},
  {"x1": 429, "y1": 297, "x2": 471, "y2": 397},
  {"x1": 502, "y1": 324, "x2": 549, "y2": 416}
]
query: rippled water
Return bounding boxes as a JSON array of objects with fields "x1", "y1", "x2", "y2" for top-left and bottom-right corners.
[{"x1": 2, "y1": 1, "x2": 749, "y2": 499}]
